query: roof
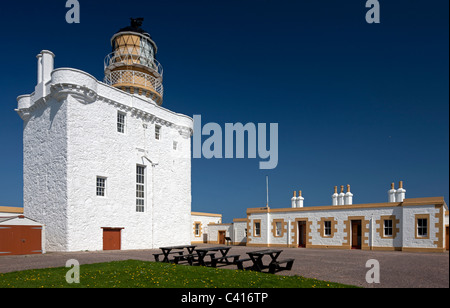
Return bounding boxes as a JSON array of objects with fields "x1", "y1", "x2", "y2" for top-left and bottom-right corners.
[
  {"x1": 247, "y1": 196, "x2": 448, "y2": 214},
  {"x1": 191, "y1": 212, "x2": 222, "y2": 218},
  {"x1": 0, "y1": 215, "x2": 43, "y2": 226},
  {"x1": 116, "y1": 18, "x2": 151, "y2": 39},
  {"x1": 0, "y1": 206, "x2": 24, "y2": 214}
]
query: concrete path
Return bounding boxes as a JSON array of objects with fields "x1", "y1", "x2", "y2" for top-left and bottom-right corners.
[{"x1": 0, "y1": 245, "x2": 448, "y2": 288}]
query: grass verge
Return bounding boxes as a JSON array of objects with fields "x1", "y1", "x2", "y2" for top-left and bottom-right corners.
[{"x1": 0, "y1": 260, "x2": 358, "y2": 288}]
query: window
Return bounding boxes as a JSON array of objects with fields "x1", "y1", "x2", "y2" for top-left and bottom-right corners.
[
  {"x1": 324, "y1": 221, "x2": 332, "y2": 237},
  {"x1": 417, "y1": 218, "x2": 428, "y2": 237},
  {"x1": 254, "y1": 221, "x2": 261, "y2": 237},
  {"x1": 384, "y1": 220, "x2": 393, "y2": 237},
  {"x1": 276, "y1": 222, "x2": 282, "y2": 236},
  {"x1": 117, "y1": 112, "x2": 126, "y2": 133},
  {"x1": 173, "y1": 141, "x2": 178, "y2": 150},
  {"x1": 136, "y1": 165, "x2": 146, "y2": 212},
  {"x1": 155, "y1": 125, "x2": 161, "y2": 140},
  {"x1": 96, "y1": 177, "x2": 106, "y2": 197},
  {"x1": 195, "y1": 223, "x2": 201, "y2": 237}
]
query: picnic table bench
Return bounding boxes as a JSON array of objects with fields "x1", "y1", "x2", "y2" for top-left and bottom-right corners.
[
  {"x1": 238, "y1": 249, "x2": 295, "y2": 274},
  {"x1": 195, "y1": 246, "x2": 233, "y2": 267},
  {"x1": 155, "y1": 245, "x2": 197, "y2": 263},
  {"x1": 269, "y1": 258, "x2": 295, "y2": 274},
  {"x1": 211, "y1": 254, "x2": 240, "y2": 267}
]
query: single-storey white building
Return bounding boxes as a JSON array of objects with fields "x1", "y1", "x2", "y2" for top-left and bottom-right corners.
[
  {"x1": 194, "y1": 182, "x2": 449, "y2": 252},
  {"x1": 191, "y1": 212, "x2": 222, "y2": 244},
  {"x1": 0, "y1": 207, "x2": 45, "y2": 255}
]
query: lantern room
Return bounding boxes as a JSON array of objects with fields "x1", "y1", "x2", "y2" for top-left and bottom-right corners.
[{"x1": 104, "y1": 18, "x2": 164, "y2": 105}]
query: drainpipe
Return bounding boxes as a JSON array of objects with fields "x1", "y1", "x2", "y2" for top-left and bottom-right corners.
[{"x1": 142, "y1": 155, "x2": 158, "y2": 248}]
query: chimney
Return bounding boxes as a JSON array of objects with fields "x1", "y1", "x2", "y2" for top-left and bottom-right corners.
[
  {"x1": 395, "y1": 181, "x2": 406, "y2": 202},
  {"x1": 388, "y1": 182, "x2": 397, "y2": 202},
  {"x1": 332, "y1": 186, "x2": 338, "y2": 206},
  {"x1": 338, "y1": 185, "x2": 345, "y2": 205},
  {"x1": 35, "y1": 50, "x2": 55, "y2": 98},
  {"x1": 291, "y1": 191, "x2": 297, "y2": 208},
  {"x1": 41, "y1": 50, "x2": 55, "y2": 85},
  {"x1": 344, "y1": 184, "x2": 353, "y2": 205},
  {"x1": 296, "y1": 190, "x2": 304, "y2": 208}
]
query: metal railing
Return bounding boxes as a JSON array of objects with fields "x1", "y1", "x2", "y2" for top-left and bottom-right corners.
[
  {"x1": 104, "y1": 52, "x2": 164, "y2": 77},
  {"x1": 104, "y1": 69, "x2": 164, "y2": 97}
]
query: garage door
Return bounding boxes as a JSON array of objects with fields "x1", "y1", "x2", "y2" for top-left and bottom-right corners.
[{"x1": 0, "y1": 225, "x2": 42, "y2": 256}]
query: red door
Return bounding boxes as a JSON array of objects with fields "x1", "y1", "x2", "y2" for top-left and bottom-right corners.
[
  {"x1": 103, "y1": 228, "x2": 122, "y2": 250},
  {"x1": 0, "y1": 225, "x2": 42, "y2": 255},
  {"x1": 298, "y1": 222, "x2": 306, "y2": 248},
  {"x1": 218, "y1": 231, "x2": 226, "y2": 245},
  {"x1": 351, "y1": 221, "x2": 362, "y2": 249}
]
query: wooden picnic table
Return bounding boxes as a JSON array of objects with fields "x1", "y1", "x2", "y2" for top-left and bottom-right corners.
[
  {"x1": 156, "y1": 245, "x2": 197, "y2": 263},
  {"x1": 194, "y1": 246, "x2": 232, "y2": 267},
  {"x1": 246, "y1": 249, "x2": 283, "y2": 272}
]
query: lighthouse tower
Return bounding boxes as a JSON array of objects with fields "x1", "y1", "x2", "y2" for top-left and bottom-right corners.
[
  {"x1": 17, "y1": 19, "x2": 193, "y2": 252},
  {"x1": 104, "y1": 18, "x2": 164, "y2": 105}
]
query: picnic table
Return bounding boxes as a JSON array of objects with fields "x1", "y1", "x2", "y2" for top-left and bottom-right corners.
[
  {"x1": 238, "y1": 249, "x2": 294, "y2": 274},
  {"x1": 154, "y1": 245, "x2": 197, "y2": 263},
  {"x1": 195, "y1": 246, "x2": 239, "y2": 267}
]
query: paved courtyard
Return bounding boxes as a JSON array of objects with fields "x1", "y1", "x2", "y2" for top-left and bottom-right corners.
[{"x1": 0, "y1": 245, "x2": 448, "y2": 288}]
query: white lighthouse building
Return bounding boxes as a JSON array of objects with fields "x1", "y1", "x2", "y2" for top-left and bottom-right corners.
[{"x1": 16, "y1": 19, "x2": 194, "y2": 252}]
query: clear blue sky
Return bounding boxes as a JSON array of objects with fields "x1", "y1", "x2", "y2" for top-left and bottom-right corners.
[{"x1": 0, "y1": 0, "x2": 448, "y2": 222}]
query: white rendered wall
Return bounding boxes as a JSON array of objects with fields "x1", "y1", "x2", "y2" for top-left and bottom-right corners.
[
  {"x1": 22, "y1": 97, "x2": 69, "y2": 252},
  {"x1": 191, "y1": 214, "x2": 222, "y2": 243},
  {"x1": 207, "y1": 224, "x2": 233, "y2": 244},
  {"x1": 18, "y1": 67, "x2": 193, "y2": 252},
  {"x1": 233, "y1": 221, "x2": 248, "y2": 245}
]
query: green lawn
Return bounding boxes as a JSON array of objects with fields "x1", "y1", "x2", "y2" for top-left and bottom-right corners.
[{"x1": 0, "y1": 260, "x2": 357, "y2": 288}]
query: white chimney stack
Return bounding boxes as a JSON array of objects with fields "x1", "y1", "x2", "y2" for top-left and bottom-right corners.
[
  {"x1": 296, "y1": 190, "x2": 304, "y2": 208},
  {"x1": 344, "y1": 184, "x2": 353, "y2": 205},
  {"x1": 338, "y1": 185, "x2": 345, "y2": 205},
  {"x1": 35, "y1": 50, "x2": 55, "y2": 98},
  {"x1": 291, "y1": 191, "x2": 297, "y2": 208},
  {"x1": 388, "y1": 182, "x2": 397, "y2": 202},
  {"x1": 41, "y1": 50, "x2": 55, "y2": 85},
  {"x1": 395, "y1": 181, "x2": 406, "y2": 202},
  {"x1": 332, "y1": 186, "x2": 338, "y2": 206}
]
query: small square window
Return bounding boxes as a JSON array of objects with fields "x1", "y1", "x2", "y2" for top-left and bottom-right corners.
[
  {"x1": 96, "y1": 177, "x2": 106, "y2": 197},
  {"x1": 417, "y1": 218, "x2": 428, "y2": 237},
  {"x1": 155, "y1": 125, "x2": 161, "y2": 140},
  {"x1": 384, "y1": 220, "x2": 393, "y2": 237},
  {"x1": 276, "y1": 222, "x2": 282, "y2": 236}
]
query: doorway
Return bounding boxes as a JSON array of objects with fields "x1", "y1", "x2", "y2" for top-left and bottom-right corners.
[
  {"x1": 298, "y1": 221, "x2": 307, "y2": 248},
  {"x1": 351, "y1": 220, "x2": 362, "y2": 249},
  {"x1": 218, "y1": 231, "x2": 226, "y2": 245},
  {"x1": 103, "y1": 228, "x2": 122, "y2": 251}
]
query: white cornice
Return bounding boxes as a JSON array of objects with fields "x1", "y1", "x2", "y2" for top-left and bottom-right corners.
[{"x1": 16, "y1": 68, "x2": 193, "y2": 137}]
